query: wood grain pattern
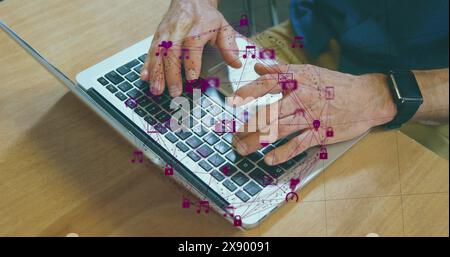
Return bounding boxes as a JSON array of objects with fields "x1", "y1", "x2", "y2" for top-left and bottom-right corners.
[{"x1": 0, "y1": 0, "x2": 448, "y2": 236}]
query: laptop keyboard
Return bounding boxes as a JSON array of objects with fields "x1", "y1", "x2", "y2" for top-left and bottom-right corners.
[{"x1": 97, "y1": 54, "x2": 308, "y2": 202}]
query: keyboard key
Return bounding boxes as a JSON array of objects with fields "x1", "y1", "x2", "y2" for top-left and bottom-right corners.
[
  {"x1": 262, "y1": 145, "x2": 275, "y2": 154},
  {"x1": 193, "y1": 126, "x2": 208, "y2": 137},
  {"x1": 145, "y1": 104, "x2": 162, "y2": 115},
  {"x1": 258, "y1": 161, "x2": 284, "y2": 179},
  {"x1": 144, "y1": 115, "x2": 157, "y2": 126},
  {"x1": 134, "y1": 107, "x2": 147, "y2": 117},
  {"x1": 223, "y1": 180, "x2": 237, "y2": 192},
  {"x1": 235, "y1": 190, "x2": 250, "y2": 202},
  {"x1": 249, "y1": 168, "x2": 272, "y2": 187},
  {"x1": 225, "y1": 150, "x2": 242, "y2": 163},
  {"x1": 164, "y1": 119, "x2": 178, "y2": 133},
  {"x1": 192, "y1": 108, "x2": 207, "y2": 119},
  {"x1": 158, "y1": 93, "x2": 171, "y2": 103},
  {"x1": 125, "y1": 72, "x2": 140, "y2": 82},
  {"x1": 231, "y1": 172, "x2": 250, "y2": 186},
  {"x1": 160, "y1": 100, "x2": 176, "y2": 113},
  {"x1": 196, "y1": 145, "x2": 214, "y2": 158},
  {"x1": 280, "y1": 159, "x2": 297, "y2": 170},
  {"x1": 138, "y1": 54, "x2": 147, "y2": 63},
  {"x1": 211, "y1": 170, "x2": 225, "y2": 182},
  {"x1": 106, "y1": 84, "x2": 118, "y2": 93},
  {"x1": 223, "y1": 113, "x2": 235, "y2": 122},
  {"x1": 199, "y1": 160, "x2": 212, "y2": 172},
  {"x1": 125, "y1": 59, "x2": 140, "y2": 69},
  {"x1": 134, "y1": 64, "x2": 144, "y2": 73},
  {"x1": 237, "y1": 159, "x2": 255, "y2": 173},
  {"x1": 127, "y1": 88, "x2": 143, "y2": 99},
  {"x1": 223, "y1": 133, "x2": 233, "y2": 144},
  {"x1": 175, "y1": 130, "x2": 192, "y2": 140},
  {"x1": 214, "y1": 142, "x2": 231, "y2": 154},
  {"x1": 155, "y1": 111, "x2": 171, "y2": 123},
  {"x1": 213, "y1": 128, "x2": 224, "y2": 136},
  {"x1": 187, "y1": 151, "x2": 201, "y2": 162},
  {"x1": 208, "y1": 154, "x2": 225, "y2": 167},
  {"x1": 134, "y1": 80, "x2": 149, "y2": 90},
  {"x1": 293, "y1": 152, "x2": 308, "y2": 162},
  {"x1": 118, "y1": 82, "x2": 133, "y2": 92},
  {"x1": 137, "y1": 96, "x2": 151, "y2": 108},
  {"x1": 243, "y1": 181, "x2": 262, "y2": 196},
  {"x1": 207, "y1": 104, "x2": 223, "y2": 116},
  {"x1": 117, "y1": 65, "x2": 131, "y2": 75},
  {"x1": 154, "y1": 123, "x2": 168, "y2": 134},
  {"x1": 202, "y1": 115, "x2": 216, "y2": 127},
  {"x1": 248, "y1": 152, "x2": 263, "y2": 163},
  {"x1": 115, "y1": 92, "x2": 127, "y2": 101},
  {"x1": 220, "y1": 163, "x2": 237, "y2": 176},
  {"x1": 105, "y1": 71, "x2": 124, "y2": 85},
  {"x1": 186, "y1": 137, "x2": 203, "y2": 149},
  {"x1": 165, "y1": 133, "x2": 178, "y2": 143},
  {"x1": 201, "y1": 98, "x2": 213, "y2": 108},
  {"x1": 204, "y1": 133, "x2": 219, "y2": 145},
  {"x1": 176, "y1": 142, "x2": 189, "y2": 152},
  {"x1": 97, "y1": 77, "x2": 109, "y2": 86},
  {"x1": 190, "y1": 116, "x2": 199, "y2": 128}
]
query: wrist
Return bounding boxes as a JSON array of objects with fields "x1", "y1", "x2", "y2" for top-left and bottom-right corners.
[{"x1": 363, "y1": 73, "x2": 398, "y2": 127}]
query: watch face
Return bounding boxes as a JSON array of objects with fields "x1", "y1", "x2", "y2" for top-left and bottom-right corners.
[{"x1": 391, "y1": 71, "x2": 423, "y2": 102}]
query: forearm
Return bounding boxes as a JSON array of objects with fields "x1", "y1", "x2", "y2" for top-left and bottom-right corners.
[{"x1": 411, "y1": 68, "x2": 449, "y2": 125}]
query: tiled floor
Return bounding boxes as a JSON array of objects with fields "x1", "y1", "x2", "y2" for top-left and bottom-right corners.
[
  {"x1": 258, "y1": 131, "x2": 449, "y2": 236},
  {"x1": 403, "y1": 193, "x2": 449, "y2": 237},
  {"x1": 324, "y1": 131, "x2": 401, "y2": 200},
  {"x1": 326, "y1": 196, "x2": 404, "y2": 237}
]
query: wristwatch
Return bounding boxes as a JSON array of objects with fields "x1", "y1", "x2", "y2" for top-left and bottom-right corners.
[{"x1": 383, "y1": 70, "x2": 423, "y2": 129}]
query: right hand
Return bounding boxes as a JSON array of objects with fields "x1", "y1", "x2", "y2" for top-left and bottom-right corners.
[{"x1": 141, "y1": 0, "x2": 242, "y2": 97}]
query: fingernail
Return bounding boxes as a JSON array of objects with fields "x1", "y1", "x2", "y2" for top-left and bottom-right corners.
[
  {"x1": 264, "y1": 155, "x2": 274, "y2": 166},
  {"x1": 235, "y1": 141, "x2": 248, "y2": 155},
  {"x1": 265, "y1": 150, "x2": 279, "y2": 165},
  {"x1": 169, "y1": 86, "x2": 182, "y2": 97},
  {"x1": 150, "y1": 82, "x2": 160, "y2": 95},
  {"x1": 141, "y1": 70, "x2": 149, "y2": 81},
  {"x1": 187, "y1": 69, "x2": 197, "y2": 81}
]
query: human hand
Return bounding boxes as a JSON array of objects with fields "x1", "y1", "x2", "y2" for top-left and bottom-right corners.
[
  {"x1": 229, "y1": 63, "x2": 398, "y2": 165},
  {"x1": 141, "y1": 0, "x2": 242, "y2": 97}
]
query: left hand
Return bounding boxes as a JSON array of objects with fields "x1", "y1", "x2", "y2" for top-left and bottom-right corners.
[{"x1": 229, "y1": 63, "x2": 398, "y2": 166}]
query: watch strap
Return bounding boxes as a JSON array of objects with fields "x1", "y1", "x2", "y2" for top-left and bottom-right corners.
[{"x1": 383, "y1": 100, "x2": 421, "y2": 129}]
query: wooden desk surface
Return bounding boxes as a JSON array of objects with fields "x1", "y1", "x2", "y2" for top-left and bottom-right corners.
[{"x1": 0, "y1": 0, "x2": 448, "y2": 237}]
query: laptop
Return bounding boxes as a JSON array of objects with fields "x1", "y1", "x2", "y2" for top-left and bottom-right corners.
[{"x1": 1, "y1": 20, "x2": 366, "y2": 229}]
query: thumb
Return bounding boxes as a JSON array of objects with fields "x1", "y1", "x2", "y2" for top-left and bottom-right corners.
[{"x1": 254, "y1": 63, "x2": 291, "y2": 76}]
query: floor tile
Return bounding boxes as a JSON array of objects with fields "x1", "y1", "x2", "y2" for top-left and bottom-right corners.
[
  {"x1": 326, "y1": 196, "x2": 404, "y2": 237},
  {"x1": 324, "y1": 131, "x2": 401, "y2": 200},
  {"x1": 403, "y1": 193, "x2": 449, "y2": 237},
  {"x1": 299, "y1": 173, "x2": 325, "y2": 202},
  {"x1": 259, "y1": 201, "x2": 326, "y2": 236},
  {"x1": 397, "y1": 132, "x2": 449, "y2": 194}
]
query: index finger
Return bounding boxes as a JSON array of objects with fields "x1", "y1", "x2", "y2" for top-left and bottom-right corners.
[
  {"x1": 228, "y1": 74, "x2": 282, "y2": 106},
  {"x1": 141, "y1": 35, "x2": 168, "y2": 95}
]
